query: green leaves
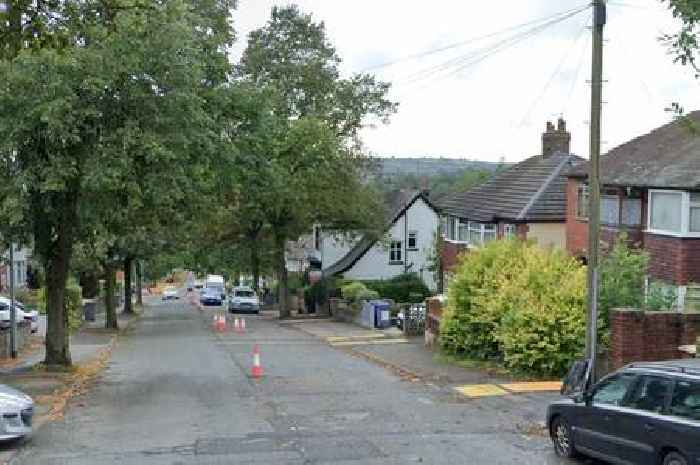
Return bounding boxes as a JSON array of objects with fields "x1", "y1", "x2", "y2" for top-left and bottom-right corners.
[{"x1": 440, "y1": 240, "x2": 587, "y2": 377}]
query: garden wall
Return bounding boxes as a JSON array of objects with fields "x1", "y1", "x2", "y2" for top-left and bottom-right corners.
[
  {"x1": 424, "y1": 296, "x2": 443, "y2": 348},
  {"x1": 610, "y1": 309, "x2": 700, "y2": 369}
]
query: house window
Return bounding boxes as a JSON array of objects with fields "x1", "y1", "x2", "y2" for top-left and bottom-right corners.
[
  {"x1": 469, "y1": 222, "x2": 482, "y2": 245},
  {"x1": 601, "y1": 194, "x2": 620, "y2": 226},
  {"x1": 313, "y1": 226, "x2": 321, "y2": 251},
  {"x1": 691, "y1": 193, "x2": 700, "y2": 233},
  {"x1": 648, "y1": 190, "x2": 683, "y2": 234},
  {"x1": 408, "y1": 231, "x2": 418, "y2": 250},
  {"x1": 440, "y1": 217, "x2": 448, "y2": 239},
  {"x1": 577, "y1": 185, "x2": 589, "y2": 219},
  {"x1": 447, "y1": 217, "x2": 457, "y2": 240},
  {"x1": 483, "y1": 224, "x2": 497, "y2": 243},
  {"x1": 389, "y1": 240, "x2": 402, "y2": 263},
  {"x1": 621, "y1": 198, "x2": 642, "y2": 226},
  {"x1": 503, "y1": 224, "x2": 516, "y2": 239},
  {"x1": 458, "y1": 220, "x2": 469, "y2": 242}
]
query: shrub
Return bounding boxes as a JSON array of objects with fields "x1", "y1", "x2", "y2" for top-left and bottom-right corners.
[
  {"x1": 341, "y1": 282, "x2": 379, "y2": 302},
  {"x1": 39, "y1": 278, "x2": 83, "y2": 331},
  {"x1": 440, "y1": 240, "x2": 587, "y2": 377},
  {"x1": 364, "y1": 273, "x2": 431, "y2": 303}
]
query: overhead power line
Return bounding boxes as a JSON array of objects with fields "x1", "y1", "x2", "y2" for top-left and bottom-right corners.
[
  {"x1": 392, "y1": 4, "x2": 591, "y2": 91},
  {"x1": 519, "y1": 15, "x2": 591, "y2": 127},
  {"x1": 360, "y1": 3, "x2": 593, "y2": 73}
]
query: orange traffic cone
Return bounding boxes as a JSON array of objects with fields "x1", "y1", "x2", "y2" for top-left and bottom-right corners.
[
  {"x1": 217, "y1": 314, "x2": 227, "y2": 332},
  {"x1": 240, "y1": 317, "x2": 246, "y2": 333},
  {"x1": 212, "y1": 314, "x2": 218, "y2": 330},
  {"x1": 233, "y1": 317, "x2": 240, "y2": 333},
  {"x1": 251, "y1": 344, "x2": 263, "y2": 378}
]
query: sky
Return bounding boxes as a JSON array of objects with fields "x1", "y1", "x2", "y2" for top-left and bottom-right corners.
[{"x1": 230, "y1": 1, "x2": 700, "y2": 163}]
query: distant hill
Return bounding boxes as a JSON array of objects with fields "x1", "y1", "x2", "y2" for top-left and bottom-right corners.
[{"x1": 369, "y1": 157, "x2": 504, "y2": 180}]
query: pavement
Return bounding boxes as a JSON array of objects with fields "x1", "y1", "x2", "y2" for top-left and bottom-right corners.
[{"x1": 3, "y1": 294, "x2": 602, "y2": 465}]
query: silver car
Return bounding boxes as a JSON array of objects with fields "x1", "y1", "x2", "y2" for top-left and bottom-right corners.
[{"x1": 0, "y1": 384, "x2": 33, "y2": 440}]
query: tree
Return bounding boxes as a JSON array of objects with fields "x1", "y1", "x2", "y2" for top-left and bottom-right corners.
[
  {"x1": 234, "y1": 6, "x2": 396, "y2": 317},
  {"x1": 0, "y1": 0, "x2": 234, "y2": 365},
  {"x1": 664, "y1": 0, "x2": 700, "y2": 73}
]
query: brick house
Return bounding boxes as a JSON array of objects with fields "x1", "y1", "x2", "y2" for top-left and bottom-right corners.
[
  {"x1": 566, "y1": 111, "x2": 700, "y2": 311},
  {"x1": 435, "y1": 119, "x2": 583, "y2": 285}
]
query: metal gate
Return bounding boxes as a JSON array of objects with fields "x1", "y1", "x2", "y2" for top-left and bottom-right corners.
[{"x1": 402, "y1": 303, "x2": 426, "y2": 336}]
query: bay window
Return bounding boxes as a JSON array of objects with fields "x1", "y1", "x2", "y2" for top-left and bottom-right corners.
[
  {"x1": 691, "y1": 193, "x2": 700, "y2": 233},
  {"x1": 648, "y1": 190, "x2": 700, "y2": 236},
  {"x1": 458, "y1": 219, "x2": 469, "y2": 242},
  {"x1": 577, "y1": 185, "x2": 589, "y2": 219}
]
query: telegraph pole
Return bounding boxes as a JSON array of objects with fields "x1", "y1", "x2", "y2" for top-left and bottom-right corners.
[{"x1": 586, "y1": 0, "x2": 606, "y2": 380}]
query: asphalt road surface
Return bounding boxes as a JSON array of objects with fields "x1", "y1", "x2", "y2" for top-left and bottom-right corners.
[{"x1": 10, "y1": 298, "x2": 597, "y2": 465}]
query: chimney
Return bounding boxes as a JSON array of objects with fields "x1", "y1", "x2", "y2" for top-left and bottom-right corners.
[{"x1": 542, "y1": 117, "x2": 571, "y2": 157}]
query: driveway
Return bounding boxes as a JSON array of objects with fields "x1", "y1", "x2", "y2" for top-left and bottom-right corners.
[{"x1": 10, "y1": 300, "x2": 601, "y2": 464}]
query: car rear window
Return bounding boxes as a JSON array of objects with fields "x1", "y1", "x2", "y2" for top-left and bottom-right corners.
[
  {"x1": 235, "y1": 291, "x2": 255, "y2": 297},
  {"x1": 670, "y1": 379, "x2": 700, "y2": 422}
]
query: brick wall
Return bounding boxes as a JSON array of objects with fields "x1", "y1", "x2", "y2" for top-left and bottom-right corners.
[
  {"x1": 441, "y1": 240, "x2": 467, "y2": 273},
  {"x1": 425, "y1": 297, "x2": 443, "y2": 348},
  {"x1": 566, "y1": 178, "x2": 588, "y2": 256},
  {"x1": 645, "y1": 234, "x2": 700, "y2": 285},
  {"x1": 610, "y1": 309, "x2": 700, "y2": 370}
]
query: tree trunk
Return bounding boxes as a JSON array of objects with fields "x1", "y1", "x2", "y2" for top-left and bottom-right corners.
[
  {"x1": 136, "y1": 260, "x2": 143, "y2": 306},
  {"x1": 104, "y1": 265, "x2": 119, "y2": 330},
  {"x1": 36, "y1": 193, "x2": 77, "y2": 368},
  {"x1": 250, "y1": 239, "x2": 260, "y2": 292},
  {"x1": 123, "y1": 256, "x2": 134, "y2": 314},
  {"x1": 275, "y1": 234, "x2": 290, "y2": 318}
]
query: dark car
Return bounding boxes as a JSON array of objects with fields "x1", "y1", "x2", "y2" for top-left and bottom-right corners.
[
  {"x1": 199, "y1": 287, "x2": 222, "y2": 306},
  {"x1": 548, "y1": 359, "x2": 700, "y2": 465}
]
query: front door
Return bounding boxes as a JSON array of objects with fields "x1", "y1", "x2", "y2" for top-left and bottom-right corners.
[{"x1": 573, "y1": 372, "x2": 637, "y2": 459}]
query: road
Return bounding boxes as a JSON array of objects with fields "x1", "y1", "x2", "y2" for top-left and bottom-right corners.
[{"x1": 10, "y1": 297, "x2": 595, "y2": 465}]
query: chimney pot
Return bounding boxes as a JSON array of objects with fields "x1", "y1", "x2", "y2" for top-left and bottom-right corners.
[{"x1": 542, "y1": 118, "x2": 571, "y2": 158}]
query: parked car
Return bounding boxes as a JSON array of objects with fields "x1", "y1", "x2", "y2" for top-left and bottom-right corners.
[
  {"x1": 161, "y1": 287, "x2": 179, "y2": 301},
  {"x1": 205, "y1": 274, "x2": 226, "y2": 300},
  {"x1": 228, "y1": 287, "x2": 260, "y2": 314},
  {"x1": 0, "y1": 384, "x2": 33, "y2": 440},
  {"x1": 0, "y1": 298, "x2": 38, "y2": 334},
  {"x1": 200, "y1": 287, "x2": 222, "y2": 306},
  {"x1": 193, "y1": 279, "x2": 205, "y2": 290},
  {"x1": 549, "y1": 358, "x2": 700, "y2": 465}
]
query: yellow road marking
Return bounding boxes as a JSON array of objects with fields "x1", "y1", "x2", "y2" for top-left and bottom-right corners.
[
  {"x1": 329, "y1": 338, "x2": 409, "y2": 347},
  {"x1": 326, "y1": 335, "x2": 387, "y2": 343},
  {"x1": 499, "y1": 381, "x2": 562, "y2": 393},
  {"x1": 453, "y1": 384, "x2": 508, "y2": 397}
]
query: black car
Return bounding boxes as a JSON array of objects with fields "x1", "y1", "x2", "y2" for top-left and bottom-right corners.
[
  {"x1": 199, "y1": 288, "x2": 222, "y2": 306},
  {"x1": 548, "y1": 359, "x2": 700, "y2": 465}
]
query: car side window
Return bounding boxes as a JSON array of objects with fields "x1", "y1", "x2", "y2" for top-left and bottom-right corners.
[
  {"x1": 592, "y1": 373, "x2": 637, "y2": 406},
  {"x1": 669, "y1": 379, "x2": 700, "y2": 422},
  {"x1": 623, "y1": 375, "x2": 672, "y2": 414}
]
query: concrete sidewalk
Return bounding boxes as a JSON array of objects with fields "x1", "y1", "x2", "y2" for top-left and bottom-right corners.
[{"x1": 0, "y1": 310, "x2": 138, "y2": 376}]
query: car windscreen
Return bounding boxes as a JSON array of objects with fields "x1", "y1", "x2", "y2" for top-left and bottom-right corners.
[{"x1": 235, "y1": 291, "x2": 255, "y2": 297}]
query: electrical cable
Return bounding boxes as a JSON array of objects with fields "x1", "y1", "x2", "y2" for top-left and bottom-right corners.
[{"x1": 360, "y1": 3, "x2": 593, "y2": 73}]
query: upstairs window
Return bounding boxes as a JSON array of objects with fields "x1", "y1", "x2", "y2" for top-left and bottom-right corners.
[
  {"x1": 691, "y1": 193, "x2": 700, "y2": 233},
  {"x1": 647, "y1": 190, "x2": 700, "y2": 236},
  {"x1": 408, "y1": 231, "x2": 418, "y2": 250},
  {"x1": 458, "y1": 220, "x2": 469, "y2": 242},
  {"x1": 577, "y1": 185, "x2": 589, "y2": 219},
  {"x1": 389, "y1": 241, "x2": 402, "y2": 263}
]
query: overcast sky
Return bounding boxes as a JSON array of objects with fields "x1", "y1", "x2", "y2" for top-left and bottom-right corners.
[{"x1": 230, "y1": 1, "x2": 700, "y2": 163}]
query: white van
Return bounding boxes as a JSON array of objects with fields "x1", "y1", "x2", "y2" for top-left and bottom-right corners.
[{"x1": 205, "y1": 274, "x2": 226, "y2": 300}]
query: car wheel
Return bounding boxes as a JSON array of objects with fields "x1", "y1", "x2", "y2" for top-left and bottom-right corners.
[
  {"x1": 551, "y1": 417, "x2": 576, "y2": 458},
  {"x1": 664, "y1": 452, "x2": 688, "y2": 465}
]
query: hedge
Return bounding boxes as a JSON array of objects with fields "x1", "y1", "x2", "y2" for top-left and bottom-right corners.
[
  {"x1": 363, "y1": 273, "x2": 431, "y2": 303},
  {"x1": 440, "y1": 240, "x2": 586, "y2": 377}
]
